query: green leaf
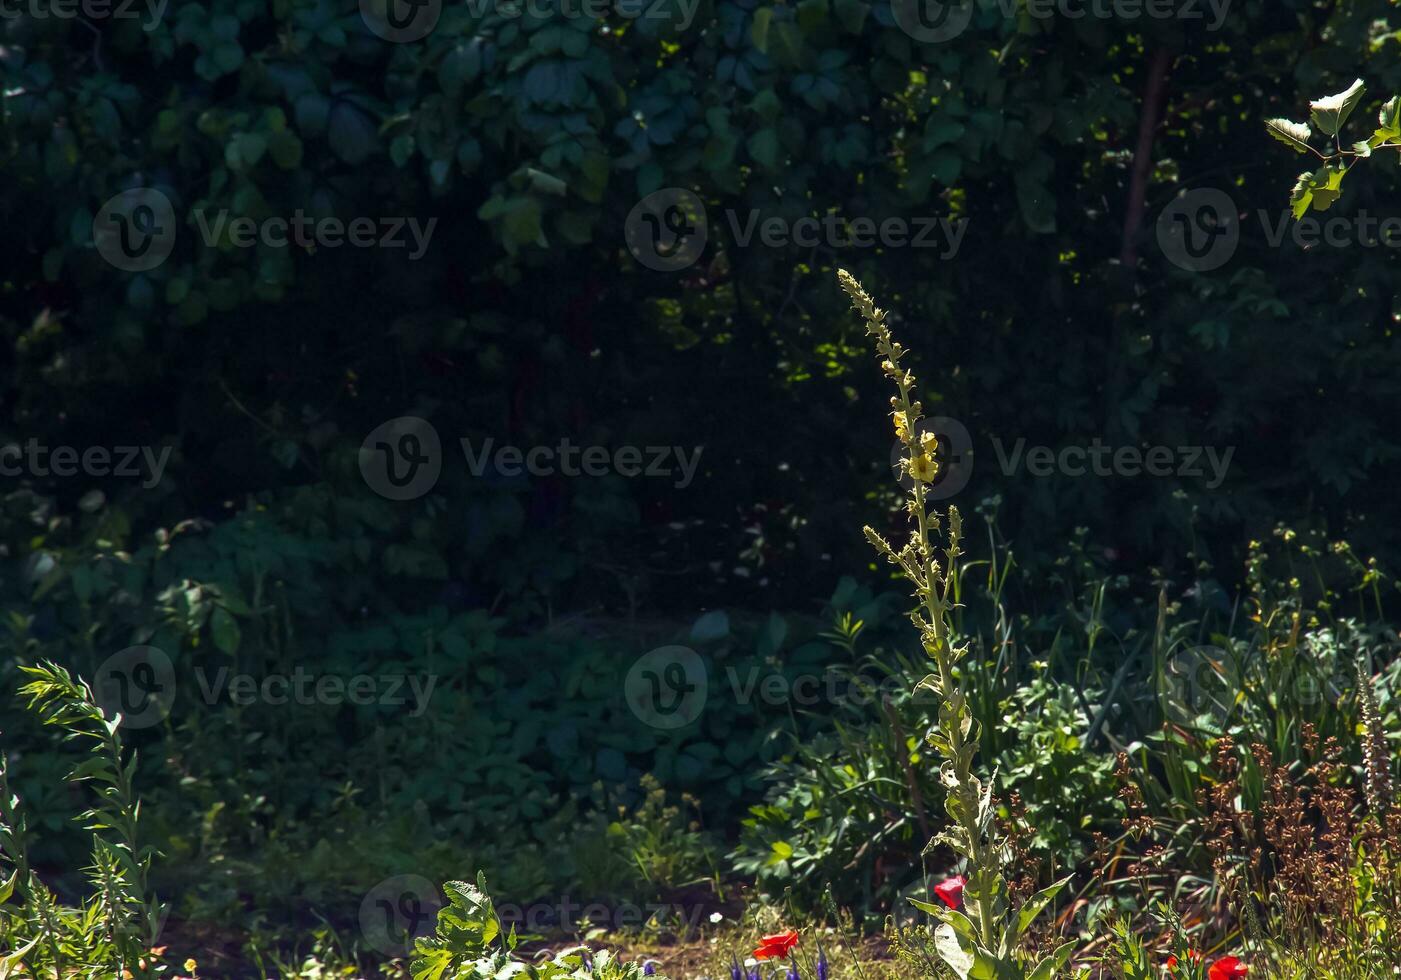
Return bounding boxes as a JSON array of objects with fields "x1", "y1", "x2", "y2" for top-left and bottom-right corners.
[
  {"x1": 769, "y1": 21, "x2": 805, "y2": 66},
  {"x1": 0, "y1": 869, "x2": 17, "y2": 905},
  {"x1": 932, "y1": 923, "x2": 975, "y2": 980},
  {"x1": 751, "y1": 7, "x2": 772, "y2": 51},
  {"x1": 1264, "y1": 117, "x2": 1312, "y2": 154},
  {"x1": 501, "y1": 197, "x2": 543, "y2": 250},
  {"x1": 832, "y1": 0, "x2": 868, "y2": 33},
  {"x1": 211, "y1": 606, "x2": 241, "y2": 655},
  {"x1": 327, "y1": 101, "x2": 377, "y2": 164},
  {"x1": 690, "y1": 609, "x2": 729, "y2": 642},
  {"x1": 1309, "y1": 78, "x2": 1365, "y2": 137},
  {"x1": 1014, "y1": 874, "x2": 1072, "y2": 940},
  {"x1": 1027, "y1": 941, "x2": 1078, "y2": 980},
  {"x1": 1289, "y1": 165, "x2": 1346, "y2": 219},
  {"x1": 1371, "y1": 95, "x2": 1401, "y2": 147},
  {"x1": 747, "y1": 128, "x2": 782, "y2": 170},
  {"x1": 268, "y1": 129, "x2": 304, "y2": 169},
  {"x1": 212, "y1": 41, "x2": 244, "y2": 75}
]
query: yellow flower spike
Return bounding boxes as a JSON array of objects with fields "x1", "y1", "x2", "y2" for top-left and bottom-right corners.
[{"x1": 894, "y1": 411, "x2": 909, "y2": 440}]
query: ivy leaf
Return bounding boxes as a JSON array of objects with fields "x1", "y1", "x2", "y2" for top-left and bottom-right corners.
[
  {"x1": 1264, "y1": 118, "x2": 1312, "y2": 154},
  {"x1": 1309, "y1": 78, "x2": 1365, "y2": 137}
]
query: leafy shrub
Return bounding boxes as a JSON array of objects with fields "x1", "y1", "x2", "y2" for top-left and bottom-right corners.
[{"x1": 411, "y1": 873, "x2": 665, "y2": 980}]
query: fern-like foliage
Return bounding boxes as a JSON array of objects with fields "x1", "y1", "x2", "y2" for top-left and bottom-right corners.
[{"x1": 0, "y1": 661, "x2": 166, "y2": 978}]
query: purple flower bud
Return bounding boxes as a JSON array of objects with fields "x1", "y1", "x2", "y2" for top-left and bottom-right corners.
[
  {"x1": 644, "y1": 961, "x2": 657, "y2": 976},
  {"x1": 731, "y1": 956, "x2": 743, "y2": 980},
  {"x1": 816, "y1": 954, "x2": 828, "y2": 980}
]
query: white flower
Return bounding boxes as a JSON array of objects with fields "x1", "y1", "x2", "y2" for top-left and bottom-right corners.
[{"x1": 709, "y1": 912, "x2": 724, "y2": 924}]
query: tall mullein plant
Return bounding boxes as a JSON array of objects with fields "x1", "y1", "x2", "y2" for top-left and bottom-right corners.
[{"x1": 839, "y1": 271, "x2": 1076, "y2": 980}]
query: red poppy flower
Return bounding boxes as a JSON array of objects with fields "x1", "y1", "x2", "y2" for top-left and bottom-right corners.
[
  {"x1": 933, "y1": 875, "x2": 967, "y2": 910},
  {"x1": 1208, "y1": 957, "x2": 1247, "y2": 980},
  {"x1": 753, "y1": 930, "x2": 799, "y2": 960}
]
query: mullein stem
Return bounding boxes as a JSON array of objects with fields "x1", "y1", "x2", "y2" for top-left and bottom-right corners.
[{"x1": 839, "y1": 269, "x2": 1005, "y2": 955}]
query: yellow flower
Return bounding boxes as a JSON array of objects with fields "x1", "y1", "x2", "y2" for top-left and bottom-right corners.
[
  {"x1": 908, "y1": 453, "x2": 939, "y2": 483},
  {"x1": 894, "y1": 411, "x2": 909, "y2": 440},
  {"x1": 919, "y1": 430, "x2": 939, "y2": 452}
]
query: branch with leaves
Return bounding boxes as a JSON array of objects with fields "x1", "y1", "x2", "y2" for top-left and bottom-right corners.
[{"x1": 1266, "y1": 79, "x2": 1401, "y2": 218}]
